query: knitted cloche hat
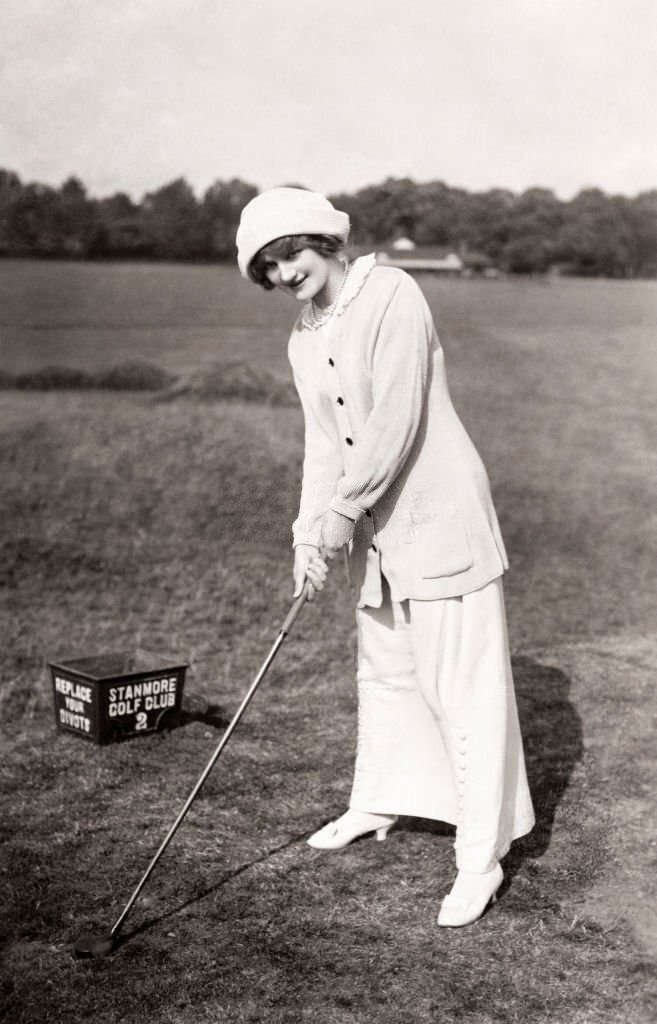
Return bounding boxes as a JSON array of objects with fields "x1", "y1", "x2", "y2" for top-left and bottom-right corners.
[{"x1": 236, "y1": 187, "x2": 350, "y2": 278}]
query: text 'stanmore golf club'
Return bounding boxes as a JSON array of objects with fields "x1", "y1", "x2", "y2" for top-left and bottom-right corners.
[{"x1": 73, "y1": 588, "x2": 308, "y2": 959}]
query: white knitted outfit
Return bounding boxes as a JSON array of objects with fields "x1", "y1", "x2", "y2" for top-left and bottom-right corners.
[{"x1": 288, "y1": 255, "x2": 534, "y2": 870}]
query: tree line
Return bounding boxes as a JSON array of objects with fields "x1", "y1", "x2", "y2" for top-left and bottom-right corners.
[{"x1": 1, "y1": 168, "x2": 656, "y2": 277}]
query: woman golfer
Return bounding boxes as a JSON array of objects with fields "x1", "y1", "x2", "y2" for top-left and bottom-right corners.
[{"x1": 236, "y1": 188, "x2": 534, "y2": 927}]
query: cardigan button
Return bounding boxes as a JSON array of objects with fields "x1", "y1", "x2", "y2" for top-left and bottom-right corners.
[
  {"x1": 337, "y1": 396, "x2": 344, "y2": 405},
  {"x1": 345, "y1": 437, "x2": 353, "y2": 446},
  {"x1": 328, "y1": 358, "x2": 335, "y2": 367}
]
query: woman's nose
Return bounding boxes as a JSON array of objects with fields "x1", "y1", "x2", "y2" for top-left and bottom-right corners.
[{"x1": 278, "y1": 262, "x2": 297, "y2": 283}]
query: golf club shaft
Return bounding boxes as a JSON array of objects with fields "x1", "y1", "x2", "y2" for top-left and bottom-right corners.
[{"x1": 109, "y1": 589, "x2": 308, "y2": 938}]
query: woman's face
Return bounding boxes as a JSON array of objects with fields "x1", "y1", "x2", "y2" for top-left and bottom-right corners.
[{"x1": 263, "y1": 247, "x2": 333, "y2": 304}]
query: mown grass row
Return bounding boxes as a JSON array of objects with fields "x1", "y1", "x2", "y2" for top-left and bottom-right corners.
[{"x1": 0, "y1": 359, "x2": 297, "y2": 405}]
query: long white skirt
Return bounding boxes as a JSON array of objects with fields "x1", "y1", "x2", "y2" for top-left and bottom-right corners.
[{"x1": 349, "y1": 576, "x2": 535, "y2": 872}]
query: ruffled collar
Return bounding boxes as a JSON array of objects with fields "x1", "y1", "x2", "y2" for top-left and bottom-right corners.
[{"x1": 300, "y1": 253, "x2": 377, "y2": 331}]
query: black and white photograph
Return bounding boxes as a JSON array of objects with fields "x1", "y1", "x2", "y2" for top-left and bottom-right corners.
[{"x1": 1, "y1": 2, "x2": 655, "y2": 1021}]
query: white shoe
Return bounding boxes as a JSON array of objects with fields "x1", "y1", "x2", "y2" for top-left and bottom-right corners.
[
  {"x1": 307, "y1": 810, "x2": 397, "y2": 850},
  {"x1": 437, "y1": 863, "x2": 504, "y2": 927}
]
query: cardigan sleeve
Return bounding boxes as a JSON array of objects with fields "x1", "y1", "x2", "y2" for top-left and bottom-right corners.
[
  {"x1": 291, "y1": 367, "x2": 344, "y2": 548},
  {"x1": 329, "y1": 273, "x2": 431, "y2": 521}
]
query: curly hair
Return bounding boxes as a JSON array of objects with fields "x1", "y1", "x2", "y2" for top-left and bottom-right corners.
[{"x1": 249, "y1": 233, "x2": 343, "y2": 290}]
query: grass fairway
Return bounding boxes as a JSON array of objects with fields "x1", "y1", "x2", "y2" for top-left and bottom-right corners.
[{"x1": 1, "y1": 263, "x2": 656, "y2": 1023}]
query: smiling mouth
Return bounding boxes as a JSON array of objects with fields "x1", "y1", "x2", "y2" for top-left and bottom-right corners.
[{"x1": 288, "y1": 276, "x2": 307, "y2": 290}]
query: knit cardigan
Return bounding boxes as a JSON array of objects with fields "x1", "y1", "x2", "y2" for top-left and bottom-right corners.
[{"x1": 288, "y1": 257, "x2": 508, "y2": 608}]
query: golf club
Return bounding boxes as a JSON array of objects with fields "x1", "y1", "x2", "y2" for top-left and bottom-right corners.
[{"x1": 73, "y1": 587, "x2": 308, "y2": 959}]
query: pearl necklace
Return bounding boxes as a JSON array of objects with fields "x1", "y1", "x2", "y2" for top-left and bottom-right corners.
[{"x1": 309, "y1": 260, "x2": 350, "y2": 329}]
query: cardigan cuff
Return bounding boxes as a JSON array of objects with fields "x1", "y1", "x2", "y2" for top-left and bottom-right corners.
[
  {"x1": 292, "y1": 529, "x2": 322, "y2": 549},
  {"x1": 329, "y1": 496, "x2": 366, "y2": 522}
]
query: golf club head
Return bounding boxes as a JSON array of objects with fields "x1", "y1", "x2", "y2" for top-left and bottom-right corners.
[{"x1": 72, "y1": 930, "x2": 116, "y2": 960}]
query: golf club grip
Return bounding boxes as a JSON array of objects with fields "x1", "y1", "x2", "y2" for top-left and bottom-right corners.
[
  {"x1": 280, "y1": 589, "x2": 308, "y2": 636},
  {"x1": 281, "y1": 545, "x2": 333, "y2": 635}
]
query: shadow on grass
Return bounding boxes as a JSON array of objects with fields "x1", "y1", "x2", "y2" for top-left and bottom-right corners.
[
  {"x1": 116, "y1": 831, "x2": 311, "y2": 948},
  {"x1": 178, "y1": 698, "x2": 232, "y2": 731},
  {"x1": 506, "y1": 655, "x2": 583, "y2": 878}
]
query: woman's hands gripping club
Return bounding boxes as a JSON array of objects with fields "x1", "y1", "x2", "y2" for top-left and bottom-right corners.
[
  {"x1": 293, "y1": 545, "x2": 328, "y2": 602},
  {"x1": 293, "y1": 510, "x2": 356, "y2": 601}
]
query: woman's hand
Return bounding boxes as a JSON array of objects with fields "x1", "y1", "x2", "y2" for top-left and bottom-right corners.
[
  {"x1": 320, "y1": 509, "x2": 355, "y2": 560},
  {"x1": 293, "y1": 544, "x2": 329, "y2": 601}
]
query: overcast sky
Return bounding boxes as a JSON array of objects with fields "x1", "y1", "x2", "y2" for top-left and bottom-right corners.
[{"x1": 2, "y1": 0, "x2": 655, "y2": 201}]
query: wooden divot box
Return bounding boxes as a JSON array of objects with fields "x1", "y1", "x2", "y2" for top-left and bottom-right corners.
[{"x1": 49, "y1": 652, "x2": 187, "y2": 744}]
